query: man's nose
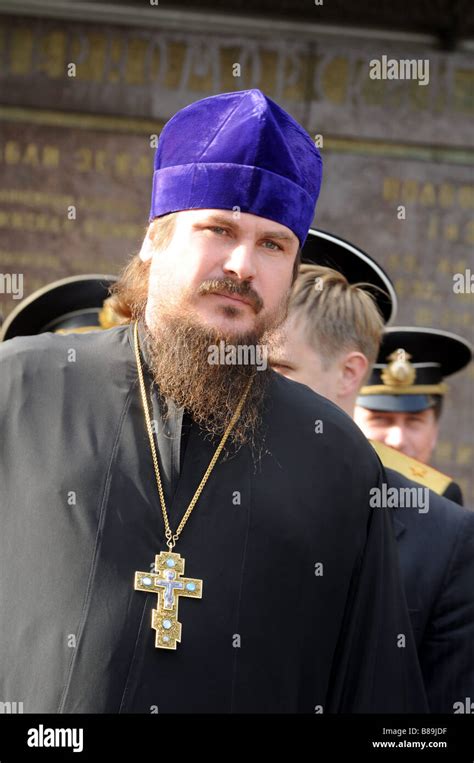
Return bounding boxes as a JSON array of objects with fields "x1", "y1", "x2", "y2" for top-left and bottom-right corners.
[
  {"x1": 385, "y1": 426, "x2": 405, "y2": 449},
  {"x1": 222, "y1": 243, "x2": 257, "y2": 282}
]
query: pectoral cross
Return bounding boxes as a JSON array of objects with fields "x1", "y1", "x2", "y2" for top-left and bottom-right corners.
[{"x1": 134, "y1": 551, "x2": 203, "y2": 650}]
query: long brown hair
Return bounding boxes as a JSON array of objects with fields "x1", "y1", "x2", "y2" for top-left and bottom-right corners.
[{"x1": 107, "y1": 213, "x2": 178, "y2": 322}]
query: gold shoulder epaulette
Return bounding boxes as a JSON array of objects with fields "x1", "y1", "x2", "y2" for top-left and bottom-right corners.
[{"x1": 369, "y1": 440, "x2": 453, "y2": 496}]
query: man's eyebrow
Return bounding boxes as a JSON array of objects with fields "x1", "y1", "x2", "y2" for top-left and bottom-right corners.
[
  {"x1": 261, "y1": 230, "x2": 295, "y2": 241},
  {"x1": 199, "y1": 214, "x2": 296, "y2": 242}
]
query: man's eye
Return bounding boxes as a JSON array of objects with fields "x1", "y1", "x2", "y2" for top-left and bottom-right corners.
[
  {"x1": 209, "y1": 226, "x2": 228, "y2": 235},
  {"x1": 263, "y1": 240, "x2": 283, "y2": 251}
]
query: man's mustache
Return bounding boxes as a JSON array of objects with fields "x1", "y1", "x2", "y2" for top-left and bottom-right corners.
[{"x1": 197, "y1": 278, "x2": 264, "y2": 313}]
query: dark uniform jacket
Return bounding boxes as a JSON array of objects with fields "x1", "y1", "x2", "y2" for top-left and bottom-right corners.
[{"x1": 384, "y1": 469, "x2": 474, "y2": 712}]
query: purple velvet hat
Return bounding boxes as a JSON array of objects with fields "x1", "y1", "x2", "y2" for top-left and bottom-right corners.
[{"x1": 149, "y1": 89, "x2": 322, "y2": 247}]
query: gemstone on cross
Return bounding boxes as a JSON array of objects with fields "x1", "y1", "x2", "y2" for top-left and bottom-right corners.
[{"x1": 134, "y1": 551, "x2": 203, "y2": 650}]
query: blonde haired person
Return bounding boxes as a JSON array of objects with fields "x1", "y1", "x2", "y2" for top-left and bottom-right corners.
[{"x1": 271, "y1": 257, "x2": 474, "y2": 713}]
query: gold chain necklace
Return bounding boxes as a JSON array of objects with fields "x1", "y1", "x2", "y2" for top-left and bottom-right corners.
[{"x1": 132, "y1": 319, "x2": 253, "y2": 649}]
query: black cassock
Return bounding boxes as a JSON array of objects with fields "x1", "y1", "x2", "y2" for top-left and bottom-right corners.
[{"x1": 0, "y1": 321, "x2": 428, "y2": 713}]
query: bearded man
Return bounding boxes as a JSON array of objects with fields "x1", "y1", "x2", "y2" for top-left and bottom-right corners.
[{"x1": 0, "y1": 89, "x2": 427, "y2": 713}]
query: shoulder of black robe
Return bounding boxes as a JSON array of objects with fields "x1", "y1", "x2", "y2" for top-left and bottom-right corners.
[
  {"x1": 386, "y1": 468, "x2": 474, "y2": 712},
  {"x1": 0, "y1": 326, "x2": 427, "y2": 713},
  {"x1": 442, "y1": 480, "x2": 464, "y2": 506}
]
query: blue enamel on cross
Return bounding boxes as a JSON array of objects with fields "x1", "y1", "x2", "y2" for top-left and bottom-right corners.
[{"x1": 134, "y1": 551, "x2": 203, "y2": 650}]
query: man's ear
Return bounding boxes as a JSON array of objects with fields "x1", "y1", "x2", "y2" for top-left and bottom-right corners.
[
  {"x1": 340, "y1": 352, "x2": 369, "y2": 397},
  {"x1": 138, "y1": 223, "x2": 155, "y2": 262}
]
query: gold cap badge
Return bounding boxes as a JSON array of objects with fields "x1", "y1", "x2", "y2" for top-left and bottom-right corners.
[{"x1": 381, "y1": 349, "x2": 416, "y2": 388}]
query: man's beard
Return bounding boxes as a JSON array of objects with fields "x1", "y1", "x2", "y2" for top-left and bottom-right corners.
[{"x1": 141, "y1": 280, "x2": 289, "y2": 454}]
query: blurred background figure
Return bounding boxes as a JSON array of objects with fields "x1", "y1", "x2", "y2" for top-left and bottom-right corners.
[{"x1": 355, "y1": 328, "x2": 472, "y2": 503}]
